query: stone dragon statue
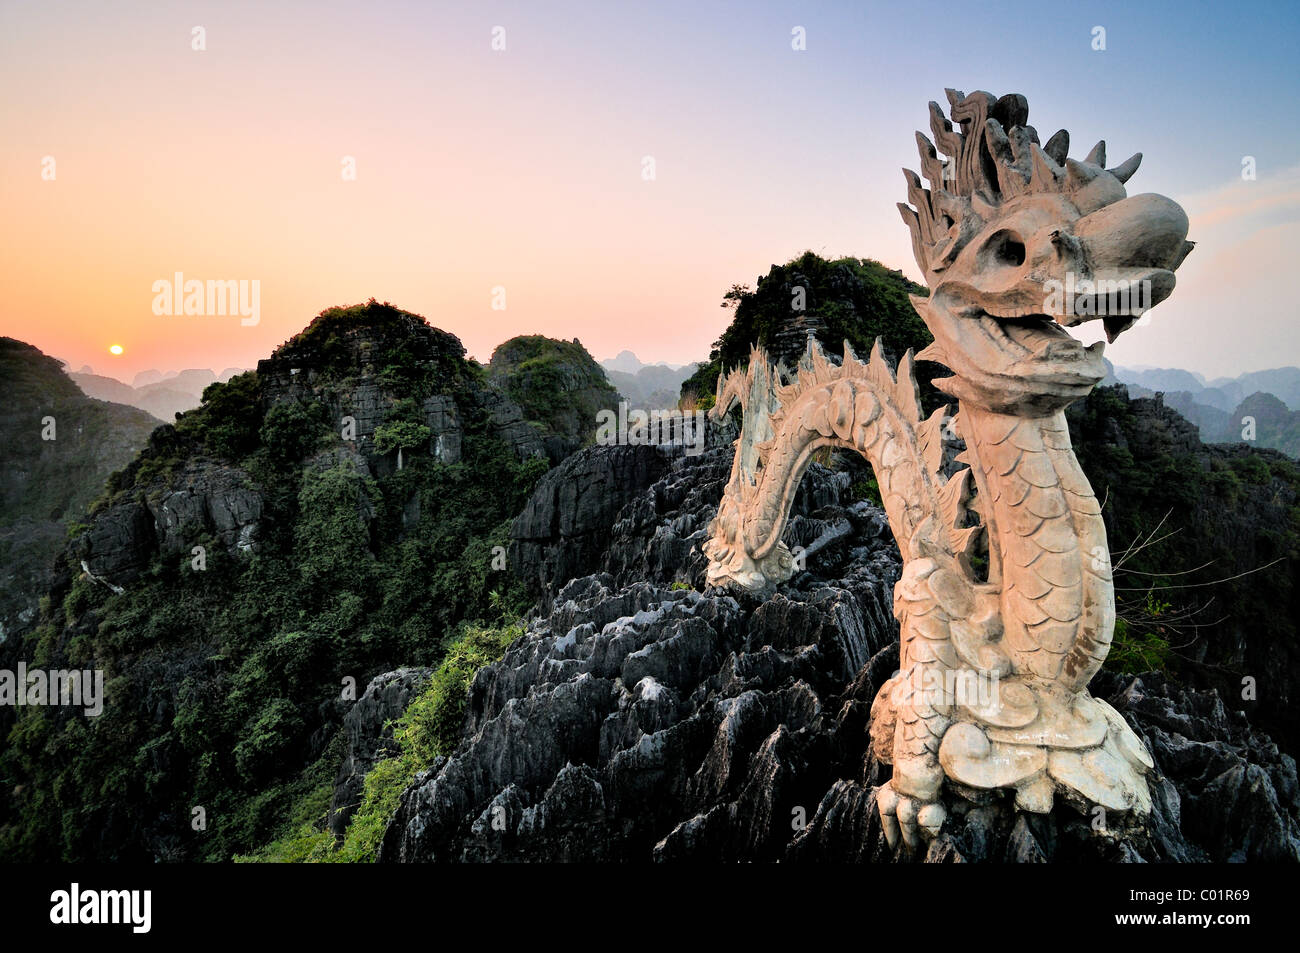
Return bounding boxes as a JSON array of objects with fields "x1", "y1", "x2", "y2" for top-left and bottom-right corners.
[{"x1": 702, "y1": 89, "x2": 1194, "y2": 848}]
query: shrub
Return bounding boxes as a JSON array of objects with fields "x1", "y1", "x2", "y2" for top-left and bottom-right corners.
[
  {"x1": 680, "y1": 251, "x2": 931, "y2": 406},
  {"x1": 245, "y1": 621, "x2": 523, "y2": 864},
  {"x1": 259, "y1": 400, "x2": 329, "y2": 465}
]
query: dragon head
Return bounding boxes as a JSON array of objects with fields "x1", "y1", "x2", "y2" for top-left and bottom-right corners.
[{"x1": 899, "y1": 90, "x2": 1194, "y2": 415}]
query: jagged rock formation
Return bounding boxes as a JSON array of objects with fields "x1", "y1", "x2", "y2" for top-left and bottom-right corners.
[
  {"x1": 259, "y1": 303, "x2": 554, "y2": 466},
  {"x1": 791, "y1": 665, "x2": 1300, "y2": 863},
  {"x1": 328, "y1": 667, "x2": 431, "y2": 838},
  {"x1": 488, "y1": 335, "x2": 622, "y2": 462},
  {"x1": 509, "y1": 445, "x2": 673, "y2": 605},
  {"x1": 79, "y1": 452, "x2": 265, "y2": 587},
  {"x1": 508, "y1": 423, "x2": 743, "y2": 605},
  {"x1": 381, "y1": 437, "x2": 1300, "y2": 862},
  {"x1": 383, "y1": 442, "x2": 901, "y2": 861}
]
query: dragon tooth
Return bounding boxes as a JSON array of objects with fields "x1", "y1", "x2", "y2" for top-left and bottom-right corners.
[{"x1": 1103, "y1": 315, "x2": 1136, "y2": 342}]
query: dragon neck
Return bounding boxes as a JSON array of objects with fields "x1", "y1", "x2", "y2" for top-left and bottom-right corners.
[
  {"x1": 958, "y1": 403, "x2": 1114, "y2": 690},
  {"x1": 737, "y1": 353, "x2": 947, "y2": 566}
]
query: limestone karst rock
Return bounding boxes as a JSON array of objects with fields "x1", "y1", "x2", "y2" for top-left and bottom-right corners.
[{"x1": 380, "y1": 435, "x2": 1299, "y2": 862}]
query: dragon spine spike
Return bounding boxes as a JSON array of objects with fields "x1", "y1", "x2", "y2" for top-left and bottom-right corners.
[
  {"x1": 867, "y1": 339, "x2": 895, "y2": 391},
  {"x1": 915, "y1": 131, "x2": 944, "y2": 194},
  {"x1": 842, "y1": 339, "x2": 860, "y2": 368},
  {"x1": 929, "y1": 101, "x2": 962, "y2": 161},
  {"x1": 895, "y1": 350, "x2": 922, "y2": 423},
  {"x1": 898, "y1": 202, "x2": 929, "y2": 273},
  {"x1": 1109, "y1": 151, "x2": 1142, "y2": 183},
  {"x1": 1043, "y1": 128, "x2": 1069, "y2": 164},
  {"x1": 936, "y1": 468, "x2": 973, "y2": 539},
  {"x1": 1065, "y1": 156, "x2": 1098, "y2": 190},
  {"x1": 917, "y1": 406, "x2": 948, "y2": 476}
]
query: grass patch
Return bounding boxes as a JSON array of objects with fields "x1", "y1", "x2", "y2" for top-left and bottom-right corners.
[{"x1": 238, "y1": 621, "x2": 522, "y2": 863}]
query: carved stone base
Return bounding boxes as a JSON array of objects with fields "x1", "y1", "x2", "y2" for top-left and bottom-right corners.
[{"x1": 937, "y1": 690, "x2": 1154, "y2": 816}]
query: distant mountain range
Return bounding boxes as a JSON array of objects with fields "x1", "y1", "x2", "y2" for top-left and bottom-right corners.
[
  {"x1": 65, "y1": 365, "x2": 247, "y2": 423},
  {"x1": 1109, "y1": 364, "x2": 1300, "y2": 412},
  {"x1": 61, "y1": 353, "x2": 1300, "y2": 456},
  {"x1": 599, "y1": 351, "x2": 698, "y2": 409},
  {"x1": 1107, "y1": 363, "x2": 1300, "y2": 457},
  {"x1": 600, "y1": 350, "x2": 690, "y2": 374}
]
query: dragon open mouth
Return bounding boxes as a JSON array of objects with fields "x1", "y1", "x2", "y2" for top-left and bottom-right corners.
[
  {"x1": 984, "y1": 313, "x2": 1108, "y2": 368},
  {"x1": 983, "y1": 264, "x2": 1178, "y2": 365}
]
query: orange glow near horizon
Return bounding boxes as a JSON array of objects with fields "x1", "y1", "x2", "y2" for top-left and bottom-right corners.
[{"x1": 1, "y1": 2, "x2": 1296, "y2": 384}]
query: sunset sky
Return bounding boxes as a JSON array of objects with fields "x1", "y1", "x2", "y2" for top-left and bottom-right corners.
[{"x1": 2, "y1": 0, "x2": 1297, "y2": 382}]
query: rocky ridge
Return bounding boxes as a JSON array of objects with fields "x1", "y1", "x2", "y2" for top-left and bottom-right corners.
[
  {"x1": 378, "y1": 434, "x2": 1300, "y2": 863},
  {"x1": 0, "y1": 338, "x2": 158, "y2": 643},
  {"x1": 487, "y1": 335, "x2": 622, "y2": 462},
  {"x1": 328, "y1": 667, "x2": 432, "y2": 839},
  {"x1": 260, "y1": 305, "x2": 552, "y2": 467},
  {"x1": 72, "y1": 306, "x2": 609, "y2": 590}
]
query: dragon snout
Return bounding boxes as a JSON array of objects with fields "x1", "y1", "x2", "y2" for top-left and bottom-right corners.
[
  {"x1": 1046, "y1": 193, "x2": 1194, "y2": 338},
  {"x1": 1074, "y1": 192, "x2": 1192, "y2": 276}
]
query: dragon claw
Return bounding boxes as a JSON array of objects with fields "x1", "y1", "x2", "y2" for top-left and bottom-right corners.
[
  {"x1": 876, "y1": 781, "x2": 946, "y2": 850},
  {"x1": 876, "y1": 783, "x2": 901, "y2": 848},
  {"x1": 917, "y1": 802, "x2": 946, "y2": 838}
]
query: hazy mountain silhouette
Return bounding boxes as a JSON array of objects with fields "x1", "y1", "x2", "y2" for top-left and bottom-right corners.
[{"x1": 70, "y1": 365, "x2": 249, "y2": 423}]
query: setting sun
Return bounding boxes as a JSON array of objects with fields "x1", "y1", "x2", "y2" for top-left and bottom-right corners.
[{"x1": 108, "y1": 344, "x2": 123, "y2": 355}]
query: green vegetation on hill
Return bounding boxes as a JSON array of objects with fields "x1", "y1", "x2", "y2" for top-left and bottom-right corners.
[
  {"x1": 239, "y1": 621, "x2": 521, "y2": 863},
  {"x1": 680, "y1": 252, "x2": 931, "y2": 407},
  {"x1": 488, "y1": 334, "x2": 620, "y2": 445},
  {"x1": 1068, "y1": 386, "x2": 1300, "y2": 745},
  {"x1": 0, "y1": 338, "x2": 158, "y2": 649},
  {"x1": 285, "y1": 299, "x2": 477, "y2": 399},
  {"x1": 0, "y1": 307, "x2": 549, "y2": 861}
]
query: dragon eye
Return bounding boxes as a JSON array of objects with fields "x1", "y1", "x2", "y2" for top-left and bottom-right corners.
[{"x1": 980, "y1": 230, "x2": 1026, "y2": 268}]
